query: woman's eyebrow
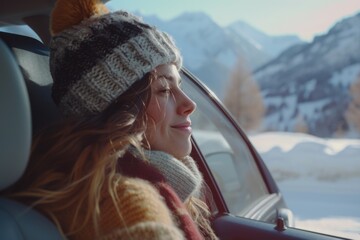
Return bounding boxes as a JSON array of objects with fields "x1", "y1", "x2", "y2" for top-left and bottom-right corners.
[{"x1": 159, "y1": 75, "x2": 181, "y2": 85}]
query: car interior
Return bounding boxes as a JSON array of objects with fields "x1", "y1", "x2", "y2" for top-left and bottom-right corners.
[
  {"x1": 1, "y1": 1, "x2": 345, "y2": 240},
  {"x1": 0, "y1": 1, "x2": 66, "y2": 238},
  {"x1": 1, "y1": 0, "x2": 265, "y2": 238},
  {"x1": 0, "y1": 1, "x2": 227, "y2": 239}
]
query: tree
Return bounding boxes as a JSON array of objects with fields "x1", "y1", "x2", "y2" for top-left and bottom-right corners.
[
  {"x1": 345, "y1": 74, "x2": 360, "y2": 136},
  {"x1": 223, "y1": 58, "x2": 265, "y2": 133},
  {"x1": 293, "y1": 114, "x2": 308, "y2": 133}
]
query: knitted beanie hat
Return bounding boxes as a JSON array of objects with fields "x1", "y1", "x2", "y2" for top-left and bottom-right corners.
[{"x1": 49, "y1": 0, "x2": 182, "y2": 116}]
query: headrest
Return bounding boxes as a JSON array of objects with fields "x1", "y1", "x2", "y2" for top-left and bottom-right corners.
[
  {"x1": 0, "y1": 31, "x2": 62, "y2": 135},
  {"x1": 0, "y1": 38, "x2": 31, "y2": 190}
]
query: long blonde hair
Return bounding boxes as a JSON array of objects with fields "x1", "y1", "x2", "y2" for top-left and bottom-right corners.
[{"x1": 5, "y1": 73, "x2": 217, "y2": 239}]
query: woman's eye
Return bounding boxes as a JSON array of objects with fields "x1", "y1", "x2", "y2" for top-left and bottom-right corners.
[
  {"x1": 159, "y1": 88, "x2": 171, "y2": 95},
  {"x1": 162, "y1": 88, "x2": 171, "y2": 92}
]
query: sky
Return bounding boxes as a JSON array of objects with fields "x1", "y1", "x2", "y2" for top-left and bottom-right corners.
[{"x1": 107, "y1": 0, "x2": 360, "y2": 41}]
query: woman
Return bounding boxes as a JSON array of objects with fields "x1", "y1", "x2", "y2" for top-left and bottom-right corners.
[{"x1": 5, "y1": 0, "x2": 218, "y2": 239}]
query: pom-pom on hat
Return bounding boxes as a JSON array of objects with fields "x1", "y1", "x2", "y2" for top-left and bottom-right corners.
[{"x1": 50, "y1": 0, "x2": 182, "y2": 116}]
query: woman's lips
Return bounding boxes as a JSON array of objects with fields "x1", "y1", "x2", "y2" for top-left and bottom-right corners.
[{"x1": 171, "y1": 121, "x2": 192, "y2": 132}]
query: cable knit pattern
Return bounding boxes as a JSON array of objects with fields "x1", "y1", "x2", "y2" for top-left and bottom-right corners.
[
  {"x1": 144, "y1": 150, "x2": 203, "y2": 201},
  {"x1": 50, "y1": 9, "x2": 182, "y2": 117}
]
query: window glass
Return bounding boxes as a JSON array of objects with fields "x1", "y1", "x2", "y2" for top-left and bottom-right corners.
[
  {"x1": 182, "y1": 73, "x2": 269, "y2": 216},
  {"x1": 0, "y1": 25, "x2": 41, "y2": 42}
]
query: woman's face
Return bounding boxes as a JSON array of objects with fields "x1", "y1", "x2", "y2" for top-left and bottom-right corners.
[{"x1": 144, "y1": 64, "x2": 196, "y2": 159}]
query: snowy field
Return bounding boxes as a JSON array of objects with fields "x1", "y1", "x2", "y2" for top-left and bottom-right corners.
[{"x1": 249, "y1": 132, "x2": 360, "y2": 240}]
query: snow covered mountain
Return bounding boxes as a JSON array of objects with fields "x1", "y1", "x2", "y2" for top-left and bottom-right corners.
[
  {"x1": 141, "y1": 12, "x2": 303, "y2": 98},
  {"x1": 228, "y1": 20, "x2": 301, "y2": 58},
  {"x1": 254, "y1": 12, "x2": 360, "y2": 137}
]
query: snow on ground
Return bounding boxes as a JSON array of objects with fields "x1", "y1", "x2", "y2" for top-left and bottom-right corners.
[
  {"x1": 249, "y1": 132, "x2": 360, "y2": 239},
  {"x1": 296, "y1": 217, "x2": 360, "y2": 239}
]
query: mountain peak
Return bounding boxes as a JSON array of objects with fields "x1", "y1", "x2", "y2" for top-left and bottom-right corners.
[
  {"x1": 229, "y1": 20, "x2": 269, "y2": 39},
  {"x1": 172, "y1": 11, "x2": 217, "y2": 25},
  {"x1": 228, "y1": 20, "x2": 303, "y2": 58},
  {"x1": 327, "y1": 11, "x2": 360, "y2": 36}
]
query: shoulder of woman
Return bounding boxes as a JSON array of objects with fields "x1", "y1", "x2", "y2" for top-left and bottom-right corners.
[
  {"x1": 114, "y1": 175, "x2": 162, "y2": 200},
  {"x1": 99, "y1": 175, "x2": 184, "y2": 239}
]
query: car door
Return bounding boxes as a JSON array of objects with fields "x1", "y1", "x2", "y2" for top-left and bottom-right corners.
[{"x1": 181, "y1": 68, "x2": 350, "y2": 240}]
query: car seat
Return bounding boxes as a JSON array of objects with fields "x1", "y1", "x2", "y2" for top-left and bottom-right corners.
[{"x1": 0, "y1": 32, "x2": 63, "y2": 239}]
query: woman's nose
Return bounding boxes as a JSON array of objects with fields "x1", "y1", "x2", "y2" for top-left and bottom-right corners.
[{"x1": 178, "y1": 91, "x2": 196, "y2": 116}]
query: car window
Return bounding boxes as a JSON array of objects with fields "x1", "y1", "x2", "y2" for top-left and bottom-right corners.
[
  {"x1": 181, "y1": 71, "x2": 269, "y2": 217},
  {"x1": 0, "y1": 25, "x2": 40, "y2": 42}
]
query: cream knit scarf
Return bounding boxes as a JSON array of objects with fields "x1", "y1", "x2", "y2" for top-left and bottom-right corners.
[{"x1": 130, "y1": 147, "x2": 203, "y2": 202}]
